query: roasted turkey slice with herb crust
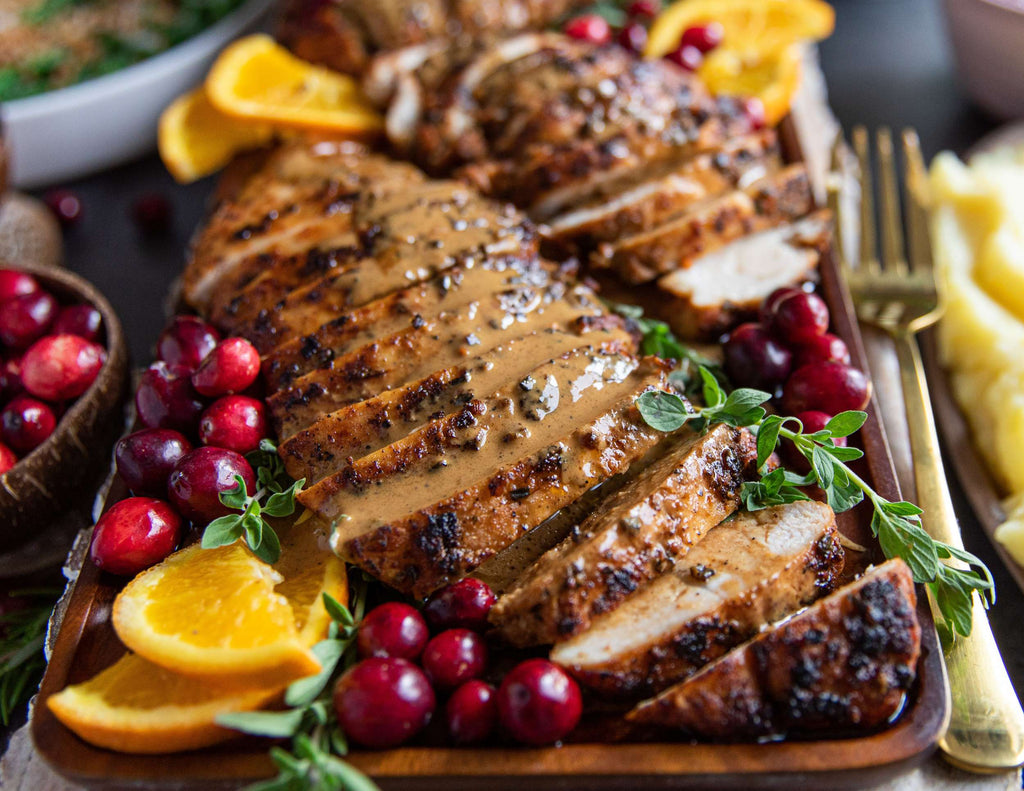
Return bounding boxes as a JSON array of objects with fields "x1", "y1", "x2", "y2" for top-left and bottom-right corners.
[
  {"x1": 490, "y1": 424, "x2": 759, "y2": 647},
  {"x1": 551, "y1": 500, "x2": 844, "y2": 697},
  {"x1": 627, "y1": 559, "x2": 920, "y2": 739}
]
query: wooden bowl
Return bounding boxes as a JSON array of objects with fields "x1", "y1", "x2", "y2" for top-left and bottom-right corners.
[{"x1": 0, "y1": 263, "x2": 129, "y2": 552}]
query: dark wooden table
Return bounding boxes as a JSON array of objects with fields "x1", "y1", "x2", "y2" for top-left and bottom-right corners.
[{"x1": 40, "y1": 0, "x2": 1024, "y2": 710}]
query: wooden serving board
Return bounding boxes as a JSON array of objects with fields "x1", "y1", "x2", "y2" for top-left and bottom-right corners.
[{"x1": 27, "y1": 116, "x2": 949, "y2": 789}]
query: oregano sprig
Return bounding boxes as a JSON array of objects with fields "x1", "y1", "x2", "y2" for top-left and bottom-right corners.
[
  {"x1": 635, "y1": 368, "x2": 994, "y2": 640},
  {"x1": 200, "y1": 439, "x2": 305, "y2": 564}
]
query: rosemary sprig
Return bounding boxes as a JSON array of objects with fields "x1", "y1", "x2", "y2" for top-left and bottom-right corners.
[
  {"x1": 635, "y1": 371, "x2": 994, "y2": 639},
  {"x1": 201, "y1": 440, "x2": 304, "y2": 564},
  {"x1": 0, "y1": 588, "x2": 61, "y2": 725},
  {"x1": 217, "y1": 575, "x2": 378, "y2": 791}
]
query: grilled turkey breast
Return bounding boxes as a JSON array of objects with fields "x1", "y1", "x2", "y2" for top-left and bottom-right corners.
[
  {"x1": 490, "y1": 424, "x2": 758, "y2": 647},
  {"x1": 627, "y1": 559, "x2": 920, "y2": 738},
  {"x1": 551, "y1": 500, "x2": 844, "y2": 697}
]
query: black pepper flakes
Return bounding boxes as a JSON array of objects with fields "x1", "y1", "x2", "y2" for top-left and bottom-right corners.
[
  {"x1": 690, "y1": 564, "x2": 716, "y2": 582},
  {"x1": 510, "y1": 487, "x2": 530, "y2": 501}
]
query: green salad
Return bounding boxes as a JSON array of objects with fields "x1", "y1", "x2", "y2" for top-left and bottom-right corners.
[{"x1": 0, "y1": 0, "x2": 247, "y2": 102}]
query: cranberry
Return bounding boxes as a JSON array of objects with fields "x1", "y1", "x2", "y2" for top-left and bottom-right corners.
[
  {"x1": 759, "y1": 286, "x2": 806, "y2": 326},
  {"x1": 782, "y1": 362, "x2": 872, "y2": 416},
  {"x1": 0, "y1": 356, "x2": 23, "y2": 401},
  {"x1": 769, "y1": 291, "x2": 831, "y2": 344},
  {"x1": 446, "y1": 680, "x2": 497, "y2": 745},
  {"x1": 156, "y1": 316, "x2": 221, "y2": 372},
  {"x1": 618, "y1": 23, "x2": 648, "y2": 53},
  {"x1": 723, "y1": 322, "x2": 792, "y2": 390},
  {"x1": 116, "y1": 428, "x2": 193, "y2": 497},
  {"x1": 333, "y1": 658, "x2": 435, "y2": 749},
  {"x1": 0, "y1": 270, "x2": 39, "y2": 303},
  {"x1": 742, "y1": 97, "x2": 767, "y2": 131},
  {"x1": 423, "y1": 578, "x2": 496, "y2": 631},
  {"x1": 132, "y1": 194, "x2": 173, "y2": 235},
  {"x1": 89, "y1": 497, "x2": 183, "y2": 576},
  {"x1": 422, "y1": 629, "x2": 488, "y2": 689},
  {"x1": 0, "y1": 291, "x2": 58, "y2": 349},
  {"x1": 680, "y1": 22, "x2": 724, "y2": 53},
  {"x1": 52, "y1": 304, "x2": 103, "y2": 342},
  {"x1": 793, "y1": 332, "x2": 851, "y2": 369},
  {"x1": 1, "y1": 396, "x2": 57, "y2": 453},
  {"x1": 21, "y1": 334, "x2": 106, "y2": 401},
  {"x1": 135, "y1": 361, "x2": 205, "y2": 434},
  {"x1": 191, "y1": 337, "x2": 261, "y2": 397},
  {"x1": 357, "y1": 602, "x2": 429, "y2": 660},
  {"x1": 564, "y1": 14, "x2": 612, "y2": 44},
  {"x1": 167, "y1": 446, "x2": 255, "y2": 523},
  {"x1": 667, "y1": 43, "x2": 703, "y2": 71},
  {"x1": 627, "y1": 0, "x2": 660, "y2": 18},
  {"x1": 496, "y1": 659, "x2": 582, "y2": 746},
  {"x1": 198, "y1": 395, "x2": 266, "y2": 454},
  {"x1": 0, "y1": 442, "x2": 16, "y2": 474},
  {"x1": 44, "y1": 189, "x2": 83, "y2": 227}
]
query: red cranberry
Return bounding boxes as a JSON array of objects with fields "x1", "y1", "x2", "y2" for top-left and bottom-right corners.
[
  {"x1": 20, "y1": 334, "x2": 106, "y2": 401},
  {"x1": 44, "y1": 189, "x2": 83, "y2": 227},
  {"x1": 89, "y1": 497, "x2": 183, "y2": 576},
  {"x1": 0, "y1": 442, "x2": 16, "y2": 474},
  {"x1": 627, "y1": 0, "x2": 660, "y2": 18},
  {"x1": 667, "y1": 43, "x2": 703, "y2": 71},
  {"x1": 357, "y1": 602, "x2": 429, "y2": 660},
  {"x1": 618, "y1": 23, "x2": 648, "y2": 53},
  {"x1": 742, "y1": 97, "x2": 767, "y2": 131},
  {"x1": 156, "y1": 316, "x2": 221, "y2": 372},
  {"x1": 333, "y1": 658, "x2": 435, "y2": 749},
  {"x1": 680, "y1": 22, "x2": 724, "y2": 53},
  {"x1": 115, "y1": 428, "x2": 193, "y2": 497},
  {"x1": 782, "y1": 362, "x2": 872, "y2": 416},
  {"x1": 759, "y1": 286, "x2": 806, "y2": 326},
  {"x1": 0, "y1": 356, "x2": 23, "y2": 401},
  {"x1": 769, "y1": 291, "x2": 831, "y2": 344},
  {"x1": 564, "y1": 14, "x2": 612, "y2": 44},
  {"x1": 135, "y1": 361, "x2": 205, "y2": 434},
  {"x1": 0, "y1": 291, "x2": 57, "y2": 349},
  {"x1": 1, "y1": 396, "x2": 57, "y2": 453},
  {"x1": 423, "y1": 578, "x2": 496, "y2": 631},
  {"x1": 0, "y1": 270, "x2": 39, "y2": 303},
  {"x1": 496, "y1": 659, "x2": 582, "y2": 746},
  {"x1": 422, "y1": 629, "x2": 488, "y2": 689},
  {"x1": 167, "y1": 446, "x2": 255, "y2": 523},
  {"x1": 793, "y1": 332, "x2": 851, "y2": 369},
  {"x1": 52, "y1": 304, "x2": 103, "y2": 342},
  {"x1": 446, "y1": 680, "x2": 497, "y2": 745},
  {"x1": 191, "y1": 337, "x2": 261, "y2": 397},
  {"x1": 723, "y1": 322, "x2": 792, "y2": 390},
  {"x1": 198, "y1": 395, "x2": 266, "y2": 454},
  {"x1": 132, "y1": 194, "x2": 173, "y2": 235}
]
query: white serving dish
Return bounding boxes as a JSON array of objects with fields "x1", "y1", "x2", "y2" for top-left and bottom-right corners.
[
  {"x1": 944, "y1": 0, "x2": 1024, "y2": 120},
  {"x1": 1, "y1": 0, "x2": 275, "y2": 189}
]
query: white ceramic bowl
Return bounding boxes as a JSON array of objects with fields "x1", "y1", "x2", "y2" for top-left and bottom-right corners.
[
  {"x1": 944, "y1": 0, "x2": 1024, "y2": 120},
  {"x1": 1, "y1": 0, "x2": 275, "y2": 189}
]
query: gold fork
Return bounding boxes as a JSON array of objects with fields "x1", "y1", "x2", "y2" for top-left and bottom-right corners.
[{"x1": 829, "y1": 126, "x2": 1024, "y2": 772}]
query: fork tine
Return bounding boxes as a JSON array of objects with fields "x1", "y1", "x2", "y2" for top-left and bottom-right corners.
[
  {"x1": 902, "y1": 128, "x2": 933, "y2": 272},
  {"x1": 876, "y1": 128, "x2": 908, "y2": 276},
  {"x1": 827, "y1": 135, "x2": 852, "y2": 278},
  {"x1": 852, "y1": 126, "x2": 879, "y2": 273}
]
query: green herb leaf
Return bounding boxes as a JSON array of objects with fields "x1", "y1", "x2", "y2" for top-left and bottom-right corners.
[
  {"x1": 250, "y1": 524, "x2": 282, "y2": 565},
  {"x1": 219, "y1": 476, "x2": 251, "y2": 510},
  {"x1": 201, "y1": 514, "x2": 243, "y2": 549},
  {"x1": 264, "y1": 479, "x2": 305, "y2": 518},
  {"x1": 217, "y1": 709, "x2": 306, "y2": 738},
  {"x1": 755, "y1": 415, "x2": 783, "y2": 470},
  {"x1": 635, "y1": 390, "x2": 693, "y2": 432},
  {"x1": 825, "y1": 411, "x2": 868, "y2": 437},
  {"x1": 285, "y1": 640, "x2": 346, "y2": 707},
  {"x1": 322, "y1": 593, "x2": 355, "y2": 628}
]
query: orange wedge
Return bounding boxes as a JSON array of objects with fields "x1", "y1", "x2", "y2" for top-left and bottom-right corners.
[
  {"x1": 699, "y1": 45, "x2": 804, "y2": 126},
  {"x1": 49, "y1": 526, "x2": 347, "y2": 754},
  {"x1": 645, "y1": 0, "x2": 835, "y2": 59},
  {"x1": 205, "y1": 34, "x2": 382, "y2": 134},
  {"x1": 158, "y1": 88, "x2": 276, "y2": 184},
  {"x1": 112, "y1": 542, "x2": 321, "y2": 686}
]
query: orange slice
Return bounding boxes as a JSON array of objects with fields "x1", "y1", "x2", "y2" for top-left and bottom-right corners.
[
  {"x1": 205, "y1": 34, "x2": 383, "y2": 134},
  {"x1": 698, "y1": 45, "x2": 803, "y2": 126},
  {"x1": 158, "y1": 88, "x2": 276, "y2": 184},
  {"x1": 645, "y1": 0, "x2": 835, "y2": 59},
  {"x1": 112, "y1": 542, "x2": 321, "y2": 686},
  {"x1": 49, "y1": 527, "x2": 347, "y2": 754}
]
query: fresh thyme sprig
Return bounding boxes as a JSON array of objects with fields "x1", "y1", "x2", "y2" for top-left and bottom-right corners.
[
  {"x1": 636, "y1": 370, "x2": 995, "y2": 639},
  {"x1": 217, "y1": 575, "x2": 377, "y2": 791},
  {"x1": 0, "y1": 588, "x2": 61, "y2": 725},
  {"x1": 201, "y1": 439, "x2": 305, "y2": 564}
]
